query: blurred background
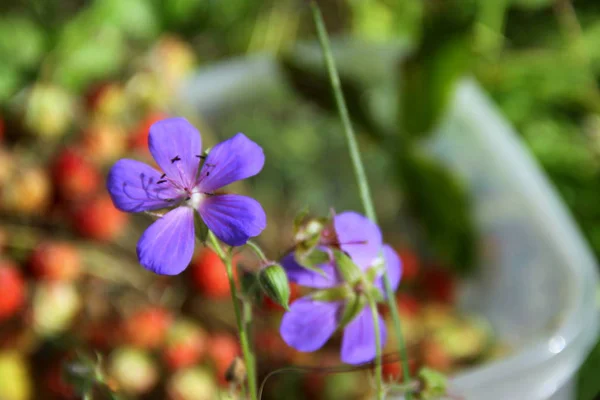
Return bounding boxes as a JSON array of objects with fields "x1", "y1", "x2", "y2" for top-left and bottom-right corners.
[{"x1": 0, "y1": 0, "x2": 599, "y2": 399}]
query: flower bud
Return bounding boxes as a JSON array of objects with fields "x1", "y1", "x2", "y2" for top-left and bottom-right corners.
[{"x1": 258, "y1": 263, "x2": 290, "y2": 311}]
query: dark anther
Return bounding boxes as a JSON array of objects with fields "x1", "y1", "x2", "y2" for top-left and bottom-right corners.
[
  {"x1": 160, "y1": 173, "x2": 166, "y2": 179},
  {"x1": 165, "y1": 198, "x2": 174, "y2": 202},
  {"x1": 196, "y1": 155, "x2": 206, "y2": 159},
  {"x1": 171, "y1": 155, "x2": 181, "y2": 163},
  {"x1": 206, "y1": 171, "x2": 210, "y2": 176},
  {"x1": 185, "y1": 196, "x2": 191, "y2": 201},
  {"x1": 156, "y1": 180, "x2": 167, "y2": 184}
]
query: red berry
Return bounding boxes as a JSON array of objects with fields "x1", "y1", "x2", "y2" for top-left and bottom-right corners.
[
  {"x1": 189, "y1": 249, "x2": 237, "y2": 299},
  {"x1": 123, "y1": 307, "x2": 172, "y2": 349},
  {"x1": 29, "y1": 241, "x2": 81, "y2": 282},
  {"x1": 52, "y1": 148, "x2": 100, "y2": 201},
  {"x1": 129, "y1": 112, "x2": 169, "y2": 153},
  {"x1": 163, "y1": 319, "x2": 208, "y2": 371},
  {"x1": 397, "y1": 248, "x2": 420, "y2": 282},
  {"x1": 207, "y1": 334, "x2": 240, "y2": 386},
  {"x1": 79, "y1": 123, "x2": 127, "y2": 166},
  {"x1": 71, "y1": 195, "x2": 128, "y2": 241},
  {"x1": 420, "y1": 268, "x2": 456, "y2": 304},
  {"x1": 0, "y1": 262, "x2": 26, "y2": 321}
]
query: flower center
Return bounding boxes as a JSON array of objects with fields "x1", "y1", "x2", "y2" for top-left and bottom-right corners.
[{"x1": 185, "y1": 192, "x2": 205, "y2": 209}]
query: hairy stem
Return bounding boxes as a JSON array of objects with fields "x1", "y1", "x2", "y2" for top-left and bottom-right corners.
[
  {"x1": 208, "y1": 232, "x2": 258, "y2": 400},
  {"x1": 309, "y1": 1, "x2": 412, "y2": 396}
]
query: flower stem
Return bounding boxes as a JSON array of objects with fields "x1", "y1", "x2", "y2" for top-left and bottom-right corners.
[
  {"x1": 308, "y1": 1, "x2": 412, "y2": 396},
  {"x1": 367, "y1": 295, "x2": 384, "y2": 400},
  {"x1": 246, "y1": 240, "x2": 270, "y2": 263},
  {"x1": 208, "y1": 231, "x2": 258, "y2": 400}
]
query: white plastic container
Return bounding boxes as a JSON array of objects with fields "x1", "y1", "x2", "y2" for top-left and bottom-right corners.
[
  {"x1": 428, "y1": 80, "x2": 599, "y2": 400},
  {"x1": 179, "y1": 56, "x2": 599, "y2": 400}
]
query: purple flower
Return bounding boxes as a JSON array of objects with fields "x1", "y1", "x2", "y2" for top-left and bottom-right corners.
[
  {"x1": 106, "y1": 117, "x2": 266, "y2": 275},
  {"x1": 280, "y1": 213, "x2": 402, "y2": 364}
]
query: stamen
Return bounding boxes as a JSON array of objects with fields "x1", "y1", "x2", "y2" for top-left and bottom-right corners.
[
  {"x1": 171, "y1": 155, "x2": 181, "y2": 163},
  {"x1": 156, "y1": 180, "x2": 167, "y2": 184},
  {"x1": 160, "y1": 173, "x2": 166, "y2": 179},
  {"x1": 196, "y1": 155, "x2": 206, "y2": 159}
]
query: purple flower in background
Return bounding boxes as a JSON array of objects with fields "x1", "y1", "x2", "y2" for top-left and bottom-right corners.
[
  {"x1": 280, "y1": 213, "x2": 402, "y2": 364},
  {"x1": 107, "y1": 117, "x2": 266, "y2": 275}
]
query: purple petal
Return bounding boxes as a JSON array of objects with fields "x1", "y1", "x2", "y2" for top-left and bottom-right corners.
[
  {"x1": 197, "y1": 194, "x2": 266, "y2": 246},
  {"x1": 280, "y1": 297, "x2": 341, "y2": 352},
  {"x1": 341, "y1": 307, "x2": 387, "y2": 365},
  {"x1": 374, "y1": 245, "x2": 403, "y2": 297},
  {"x1": 136, "y1": 206, "x2": 195, "y2": 275},
  {"x1": 334, "y1": 212, "x2": 382, "y2": 269},
  {"x1": 196, "y1": 133, "x2": 264, "y2": 192},
  {"x1": 280, "y1": 252, "x2": 340, "y2": 289},
  {"x1": 148, "y1": 117, "x2": 202, "y2": 189},
  {"x1": 107, "y1": 159, "x2": 182, "y2": 212}
]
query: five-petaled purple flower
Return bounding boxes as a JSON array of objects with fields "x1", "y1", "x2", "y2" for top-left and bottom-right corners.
[
  {"x1": 280, "y1": 212, "x2": 402, "y2": 365},
  {"x1": 106, "y1": 117, "x2": 266, "y2": 275}
]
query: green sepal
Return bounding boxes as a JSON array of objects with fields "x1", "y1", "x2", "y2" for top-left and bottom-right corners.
[
  {"x1": 297, "y1": 248, "x2": 330, "y2": 267},
  {"x1": 338, "y1": 293, "x2": 368, "y2": 329},
  {"x1": 365, "y1": 256, "x2": 385, "y2": 283},
  {"x1": 367, "y1": 285, "x2": 384, "y2": 303},
  {"x1": 258, "y1": 264, "x2": 291, "y2": 311},
  {"x1": 193, "y1": 211, "x2": 209, "y2": 244},
  {"x1": 294, "y1": 216, "x2": 328, "y2": 244},
  {"x1": 311, "y1": 284, "x2": 353, "y2": 302},
  {"x1": 417, "y1": 367, "x2": 448, "y2": 400},
  {"x1": 332, "y1": 249, "x2": 363, "y2": 285},
  {"x1": 294, "y1": 248, "x2": 329, "y2": 278},
  {"x1": 293, "y1": 207, "x2": 310, "y2": 236}
]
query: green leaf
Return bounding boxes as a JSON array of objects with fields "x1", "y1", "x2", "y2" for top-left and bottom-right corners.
[
  {"x1": 417, "y1": 367, "x2": 448, "y2": 400},
  {"x1": 332, "y1": 249, "x2": 363, "y2": 285},
  {"x1": 577, "y1": 335, "x2": 600, "y2": 400},
  {"x1": 0, "y1": 15, "x2": 46, "y2": 70},
  {"x1": 399, "y1": 2, "x2": 474, "y2": 138}
]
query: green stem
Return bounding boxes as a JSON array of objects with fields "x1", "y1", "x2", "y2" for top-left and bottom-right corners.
[
  {"x1": 367, "y1": 294, "x2": 384, "y2": 400},
  {"x1": 246, "y1": 240, "x2": 270, "y2": 263},
  {"x1": 208, "y1": 232, "x2": 258, "y2": 400},
  {"x1": 309, "y1": 1, "x2": 412, "y2": 397}
]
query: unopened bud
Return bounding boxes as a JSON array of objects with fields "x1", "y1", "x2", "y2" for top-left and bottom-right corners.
[
  {"x1": 224, "y1": 357, "x2": 246, "y2": 386},
  {"x1": 258, "y1": 263, "x2": 291, "y2": 311}
]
